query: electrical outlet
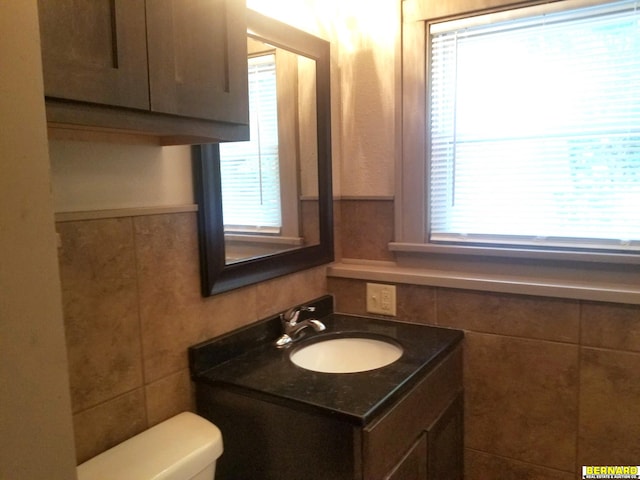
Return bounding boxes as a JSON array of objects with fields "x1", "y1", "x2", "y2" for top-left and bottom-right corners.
[{"x1": 366, "y1": 283, "x2": 397, "y2": 316}]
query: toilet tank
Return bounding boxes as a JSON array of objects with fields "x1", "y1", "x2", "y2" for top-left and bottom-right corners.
[{"x1": 77, "y1": 412, "x2": 223, "y2": 480}]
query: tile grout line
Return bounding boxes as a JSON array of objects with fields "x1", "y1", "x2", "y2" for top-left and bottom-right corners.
[
  {"x1": 575, "y1": 300, "x2": 584, "y2": 477},
  {"x1": 465, "y1": 447, "x2": 576, "y2": 475},
  {"x1": 130, "y1": 215, "x2": 149, "y2": 428},
  {"x1": 74, "y1": 385, "x2": 147, "y2": 418},
  {"x1": 454, "y1": 328, "x2": 581, "y2": 347},
  {"x1": 434, "y1": 286, "x2": 440, "y2": 326}
]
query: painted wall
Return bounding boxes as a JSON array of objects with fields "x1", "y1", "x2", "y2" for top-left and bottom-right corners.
[
  {"x1": 50, "y1": 141, "x2": 193, "y2": 212},
  {"x1": 0, "y1": 2, "x2": 77, "y2": 479},
  {"x1": 248, "y1": 0, "x2": 399, "y2": 198}
]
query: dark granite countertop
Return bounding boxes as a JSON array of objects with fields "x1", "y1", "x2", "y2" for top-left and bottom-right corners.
[{"x1": 189, "y1": 297, "x2": 463, "y2": 426}]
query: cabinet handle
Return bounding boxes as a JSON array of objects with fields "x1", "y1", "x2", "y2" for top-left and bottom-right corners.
[{"x1": 109, "y1": 0, "x2": 119, "y2": 69}]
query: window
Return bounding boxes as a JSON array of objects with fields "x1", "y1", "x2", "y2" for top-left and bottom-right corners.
[
  {"x1": 219, "y1": 53, "x2": 281, "y2": 234},
  {"x1": 388, "y1": 0, "x2": 640, "y2": 301},
  {"x1": 428, "y1": 0, "x2": 640, "y2": 253}
]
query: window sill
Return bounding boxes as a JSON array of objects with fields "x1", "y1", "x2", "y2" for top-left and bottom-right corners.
[
  {"x1": 389, "y1": 242, "x2": 640, "y2": 265},
  {"x1": 224, "y1": 234, "x2": 304, "y2": 263},
  {"x1": 327, "y1": 258, "x2": 640, "y2": 305},
  {"x1": 224, "y1": 234, "x2": 303, "y2": 246}
]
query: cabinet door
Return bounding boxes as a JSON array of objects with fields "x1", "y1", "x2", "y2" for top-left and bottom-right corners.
[
  {"x1": 385, "y1": 434, "x2": 428, "y2": 480},
  {"x1": 146, "y1": 0, "x2": 249, "y2": 125},
  {"x1": 38, "y1": 0, "x2": 149, "y2": 109},
  {"x1": 427, "y1": 395, "x2": 464, "y2": 480}
]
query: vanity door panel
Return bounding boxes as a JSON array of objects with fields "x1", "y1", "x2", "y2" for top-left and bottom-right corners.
[
  {"x1": 385, "y1": 434, "x2": 428, "y2": 480},
  {"x1": 363, "y1": 347, "x2": 463, "y2": 479},
  {"x1": 427, "y1": 395, "x2": 464, "y2": 480}
]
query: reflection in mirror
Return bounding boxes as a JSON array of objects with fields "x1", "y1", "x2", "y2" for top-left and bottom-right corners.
[
  {"x1": 193, "y1": 9, "x2": 333, "y2": 296},
  {"x1": 220, "y1": 36, "x2": 319, "y2": 264}
]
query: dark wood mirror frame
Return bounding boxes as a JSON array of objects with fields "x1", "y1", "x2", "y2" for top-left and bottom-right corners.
[{"x1": 193, "y1": 9, "x2": 333, "y2": 296}]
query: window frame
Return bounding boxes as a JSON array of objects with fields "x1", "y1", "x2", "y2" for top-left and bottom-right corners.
[
  {"x1": 220, "y1": 47, "x2": 303, "y2": 240},
  {"x1": 392, "y1": 0, "x2": 640, "y2": 299},
  {"x1": 220, "y1": 52, "x2": 283, "y2": 235}
]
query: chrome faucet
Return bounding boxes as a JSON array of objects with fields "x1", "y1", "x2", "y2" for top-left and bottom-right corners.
[{"x1": 275, "y1": 305, "x2": 325, "y2": 347}]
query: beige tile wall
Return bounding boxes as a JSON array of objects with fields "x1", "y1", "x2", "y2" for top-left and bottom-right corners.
[
  {"x1": 58, "y1": 199, "x2": 640, "y2": 477},
  {"x1": 331, "y1": 199, "x2": 640, "y2": 480},
  {"x1": 340, "y1": 199, "x2": 395, "y2": 262},
  {"x1": 57, "y1": 212, "x2": 328, "y2": 463}
]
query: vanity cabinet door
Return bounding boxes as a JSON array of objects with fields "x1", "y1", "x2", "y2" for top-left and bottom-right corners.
[
  {"x1": 427, "y1": 394, "x2": 464, "y2": 480},
  {"x1": 38, "y1": 0, "x2": 149, "y2": 110},
  {"x1": 382, "y1": 393, "x2": 463, "y2": 480},
  {"x1": 363, "y1": 347, "x2": 463, "y2": 479},
  {"x1": 385, "y1": 434, "x2": 428, "y2": 480},
  {"x1": 146, "y1": 0, "x2": 248, "y2": 124}
]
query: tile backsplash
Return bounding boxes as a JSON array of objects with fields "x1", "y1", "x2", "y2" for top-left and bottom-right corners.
[
  {"x1": 57, "y1": 211, "x2": 328, "y2": 463},
  {"x1": 57, "y1": 197, "x2": 640, "y2": 479}
]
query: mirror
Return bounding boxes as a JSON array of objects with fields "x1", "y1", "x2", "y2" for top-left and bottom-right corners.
[
  {"x1": 193, "y1": 9, "x2": 333, "y2": 296},
  {"x1": 220, "y1": 34, "x2": 320, "y2": 264}
]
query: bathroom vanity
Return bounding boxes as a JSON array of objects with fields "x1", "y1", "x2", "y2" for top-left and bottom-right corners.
[{"x1": 189, "y1": 296, "x2": 464, "y2": 480}]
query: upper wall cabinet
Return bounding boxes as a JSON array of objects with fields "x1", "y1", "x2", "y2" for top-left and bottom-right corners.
[{"x1": 38, "y1": 0, "x2": 249, "y2": 145}]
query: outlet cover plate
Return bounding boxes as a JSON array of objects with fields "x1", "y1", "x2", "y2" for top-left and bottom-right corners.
[{"x1": 366, "y1": 283, "x2": 397, "y2": 316}]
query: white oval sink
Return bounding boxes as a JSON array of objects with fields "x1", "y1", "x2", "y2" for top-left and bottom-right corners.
[{"x1": 290, "y1": 336, "x2": 403, "y2": 373}]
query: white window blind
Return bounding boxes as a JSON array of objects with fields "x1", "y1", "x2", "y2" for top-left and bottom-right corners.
[
  {"x1": 429, "y1": 0, "x2": 640, "y2": 252},
  {"x1": 220, "y1": 54, "x2": 281, "y2": 233}
]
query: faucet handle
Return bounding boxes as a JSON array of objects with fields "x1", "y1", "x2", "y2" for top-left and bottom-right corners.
[
  {"x1": 282, "y1": 305, "x2": 315, "y2": 321},
  {"x1": 275, "y1": 305, "x2": 320, "y2": 348}
]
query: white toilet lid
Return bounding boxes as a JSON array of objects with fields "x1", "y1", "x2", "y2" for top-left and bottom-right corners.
[{"x1": 77, "y1": 412, "x2": 222, "y2": 480}]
